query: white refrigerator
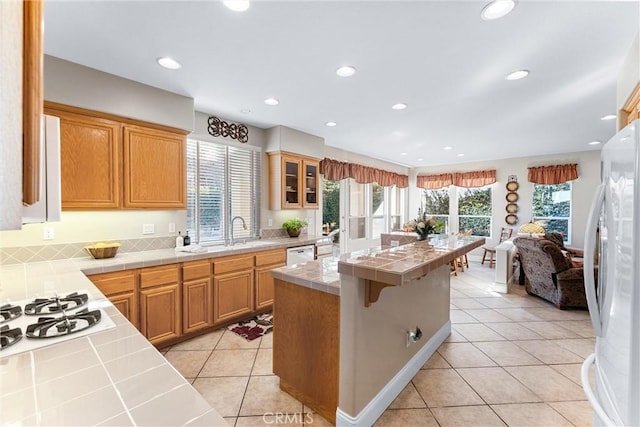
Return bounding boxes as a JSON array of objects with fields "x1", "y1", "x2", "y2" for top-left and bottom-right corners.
[{"x1": 583, "y1": 119, "x2": 640, "y2": 426}]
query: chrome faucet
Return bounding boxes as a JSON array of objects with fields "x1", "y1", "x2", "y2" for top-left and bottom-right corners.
[{"x1": 230, "y1": 216, "x2": 247, "y2": 246}]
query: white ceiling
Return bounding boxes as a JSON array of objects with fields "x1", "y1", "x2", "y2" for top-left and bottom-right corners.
[{"x1": 43, "y1": 1, "x2": 639, "y2": 167}]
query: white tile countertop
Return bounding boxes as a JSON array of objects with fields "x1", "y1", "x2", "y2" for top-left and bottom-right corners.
[
  {"x1": 0, "y1": 265, "x2": 226, "y2": 426},
  {"x1": 0, "y1": 235, "x2": 331, "y2": 426},
  {"x1": 270, "y1": 256, "x2": 341, "y2": 296}
]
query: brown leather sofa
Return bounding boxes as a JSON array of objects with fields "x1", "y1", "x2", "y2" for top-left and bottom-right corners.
[{"x1": 513, "y1": 236, "x2": 590, "y2": 309}]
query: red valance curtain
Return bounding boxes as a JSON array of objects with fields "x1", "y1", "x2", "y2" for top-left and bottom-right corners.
[
  {"x1": 416, "y1": 173, "x2": 453, "y2": 189},
  {"x1": 453, "y1": 170, "x2": 496, "y2": 188},
  {"x1": 527, "y1": 163, "x2": 578, "y2": 184},
  {"x1": 319, "y1": 158, "x2": 350, "y2": 181},
  {"x1": 320, "y1": 158, "x2": 409, "y2": 188}
]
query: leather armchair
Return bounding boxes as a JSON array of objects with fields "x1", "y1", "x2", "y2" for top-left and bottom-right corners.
[{"x1": 513, "y1": 236, "x2": 590, "y2": 309}]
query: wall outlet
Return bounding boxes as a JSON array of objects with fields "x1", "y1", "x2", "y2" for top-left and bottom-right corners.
[
  {"x1": 268, "y1": 219, "x2": 273, "y2": 227},
  {"x1": 43, "y1": 227, "x2": 54, "y2": 240},
  {"x1": 142, "y1": 224, "x2": 155, "y2": 235},
  {"x1": 169, "y1": 223, "x2": 176, "y2": 233}
]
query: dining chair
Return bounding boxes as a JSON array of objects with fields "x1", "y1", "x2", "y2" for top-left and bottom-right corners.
[{"x1": 481, "y1": 227, "x2": 513, "y2": 268}]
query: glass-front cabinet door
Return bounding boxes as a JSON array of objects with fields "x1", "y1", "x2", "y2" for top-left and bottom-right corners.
[
  {"x1": 303, "y1": 160, "x2": 319, "y2": 208},
  {"x1": 282, "y1": 156, "x2": 301, "y2": 208}
]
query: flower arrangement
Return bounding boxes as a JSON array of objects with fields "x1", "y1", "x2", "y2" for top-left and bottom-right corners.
[{"x1": 404, "y1": 209, "x2": 444, "y2": 240}]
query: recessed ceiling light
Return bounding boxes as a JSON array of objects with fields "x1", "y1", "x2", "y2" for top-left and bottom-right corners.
[
  {"x1": 156, "y1": 57, "x2": 181, "y2": 70},
  {"x1": 506, "y1": 70, "x2": 529, "y2": 80},
  {"x1": 481, "y1": 0, "x2": 517, "y2": 20},
  {"x1": 336, "y1": 66, "x2": 357, "y2": 77},
  {"x1": 400, "y1": 152, "x2": 408, "y2": 156},
  {"x1": 600, "y1": 115, "x2": 616, "y2": 121},
  {"x1": 391, "y1": 103, "x2": 407, "y2": 110},
  {"x1": 457, "y1": 153, "x2": 465, "y2": 157},
  {"x1": 588, "y1": 141, "x2": 602, "y2": 145},
  {"x1": 264, "y1": 98, "x2": 279, "y2": 106},
  {"x1": 417, "y1": 158, "x2": 424, "y2": 162},
  {"x1": 443, "y1": 146, "x2": 453, "y2": 150},
  {"x1": 240, "y1": 108, "x2": 251, "y2": 114},
  {"x1": 223, "y1": 0, "x2": 250, "y2": 12},
  {"x1": 325, "y1": 121, "x2": 337, "y2": 127}
]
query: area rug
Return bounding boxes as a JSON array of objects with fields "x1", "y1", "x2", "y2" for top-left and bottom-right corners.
[{"x1": 228, "y1": 313, "x2": 273, "y2": 341}]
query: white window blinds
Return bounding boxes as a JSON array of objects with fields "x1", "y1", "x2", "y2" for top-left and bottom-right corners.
[{"x1": 187, "y1": 139, "x2": 260, "y2": 244}]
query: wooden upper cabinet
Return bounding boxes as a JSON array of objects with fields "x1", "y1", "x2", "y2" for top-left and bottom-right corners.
[
  {"x1": 22, "y1": 0, "x2": 44, "y2": 206},
  {"x1": 50, "y1": 109, "x2": 122, "y2": 209},
  {"x1": 302, "y1": 159, "x2": 319, "y2": 208},
  {"x1": 44, "y1": 103, "x2": 187, "y2": 210},
  {"x1": 269, "y1": 153, "x2": 319, "y2": 210},
  {"x1": 123, "y1": 125, "x2": 186, "y2": 209},
  {"x1": 622, "y1": 83, "x2": 640, "y2": 128}
]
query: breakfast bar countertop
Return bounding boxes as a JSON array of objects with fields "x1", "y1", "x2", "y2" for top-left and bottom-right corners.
[
  {"x1": 270, "y1": 235, "x2": 485, "y2": 297},
  {"x1": 338, "y1": 235, "x2": 485, "y2": 285}
]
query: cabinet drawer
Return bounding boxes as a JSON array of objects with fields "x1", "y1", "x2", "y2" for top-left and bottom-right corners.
[
  {"x1": 213, "y1": 255, "x2": 254, "y2": 275},
  {"x1": 140, "y1": 264, "x2": 179, "y2": 289},
  {"x1": 255, "y1": 249, "x2": 286, "y2": 267},
  {"x1": 88, "y1": 270, "x2": 135, "y2": 296},
  {"x1": 182, "y1": 260, "x2": 211, "y2": 281}
]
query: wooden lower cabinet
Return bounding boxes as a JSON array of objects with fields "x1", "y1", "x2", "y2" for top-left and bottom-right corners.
[
  {"x1": 255, "y1": 249, "x2": 286, "y2": 310},
  {"x1": 140, "y1": 283, "x2": 181, "y2": 346},
  {"x1": 183, "y1": 278, "x2": 213, "y2": 334},
  {"x1": 255, "y1": 264, "x2": 282, "y2": 310},
  {"x1": 139, "y1": 264, "x2": 181, "y2": 346},
  {"x1": 182, "y1": 260, "x2": 213, "y2": 334},
  {"x1": 109, "y1": 291, "x2": 138, "y2": 328},
  {"x1": 273, "y1": 279, "x2": 339, "y2": 424},
  {"x1": 213, "y1": 270, "x2": 254, "y2": 324},
  {"x1": 88, "y1": 270, "x2": 138, "y2": 328}
]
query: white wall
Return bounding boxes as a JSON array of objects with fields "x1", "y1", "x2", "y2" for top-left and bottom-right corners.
[
  {"x1": 44, "y1": 55, "x2": 194, "y2": 131},
  {"x1": 0, "y1": 211, "x2": 185, "y2": 247},
  {"x1": 410, "y1": 150, "x2": 601, "y2": 249}
]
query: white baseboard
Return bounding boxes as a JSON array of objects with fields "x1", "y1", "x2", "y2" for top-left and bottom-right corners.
[{"x1": 335, "y1": 321, "x2": 451, "y2": 427}]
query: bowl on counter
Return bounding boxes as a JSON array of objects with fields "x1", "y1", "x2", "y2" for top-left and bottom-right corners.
[{"x1": 85, "y1": 242, "x2": 121, "y2": 259}]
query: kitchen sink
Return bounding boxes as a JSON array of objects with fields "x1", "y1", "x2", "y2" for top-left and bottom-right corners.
[{"x1": 204, "y1": 240, "x2": 276, "y2": 252}]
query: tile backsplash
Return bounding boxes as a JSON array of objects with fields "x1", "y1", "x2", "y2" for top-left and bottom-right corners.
[
  {"x1": 261, "y1": 228, "x2": 289, "y2": 239},
  {"x1": 0, "y1": 236, "x2": 176, "y2": 265}
]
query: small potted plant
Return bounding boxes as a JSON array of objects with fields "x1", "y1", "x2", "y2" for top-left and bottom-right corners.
[{"x1": 282, "y1": 218, "x2": 308, "y2": 238}]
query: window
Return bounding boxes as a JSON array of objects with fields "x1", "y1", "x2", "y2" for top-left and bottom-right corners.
[
  {"x1": 533, "y1": 182, "x2": 571, "y2": 242},
  {"x1": 423, "y1": 188, "x2": 450, "y2": 232},
  {"x1": 322, "y1": 178, "x2": 340, "y2": 234},
  {"x1": 389, "y1": 185, "x2": 406, "y2": 231},
  {"x1": 457, "y1": 186, "x2": 492, "y2": 237},
  {"x1": 347, "y1": 180, "x2": 407, "y2": 240},
  {"x1": 371, "y1": 182, "x2": 385, "y2": 238},
  {"x1": 186, "y1": 139, "x2": 260, "y2": 244},
  {"x1": 349, "y1": 181, "x2": 366, "y2": 239}
]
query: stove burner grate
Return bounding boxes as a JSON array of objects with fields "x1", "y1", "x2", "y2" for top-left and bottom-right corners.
[
  {"x1": 24, "y1": 292, "x2": 88, "y2": 315},
  {"x1": 26, "y1": 308, "x2": 101, "y2": 339},
  {"x1": 0, "y1": 304, "x2": 22, "y2": 323},
  {"x1": 0, "y1": 325, "x2": 23, "y2": 350}
]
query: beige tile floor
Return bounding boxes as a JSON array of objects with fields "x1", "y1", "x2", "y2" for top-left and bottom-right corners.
[{"x1": 161, "y1": 261, "x2": 594, "y2": 426}]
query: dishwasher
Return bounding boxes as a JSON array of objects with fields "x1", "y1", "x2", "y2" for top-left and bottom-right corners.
[{"x1": 286, "y1": 245, "x2": 315, "y2": 267}]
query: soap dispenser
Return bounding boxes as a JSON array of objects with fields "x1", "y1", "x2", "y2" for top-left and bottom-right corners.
[
  {"x1": 183, "y1": 231, "x2": 191, "y2": 246},
  {"x1": 176, "y1": 231, "x2": 184, "y2": 248}
]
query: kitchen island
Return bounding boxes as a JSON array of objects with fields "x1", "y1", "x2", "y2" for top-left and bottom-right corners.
[{"x1": 271, "y1": 235, "x2": 485, "y2": 426}]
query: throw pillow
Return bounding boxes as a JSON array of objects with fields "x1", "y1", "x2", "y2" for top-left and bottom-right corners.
[{"x1": 544, "y1": 232, "x2": 566, "y2": 251}]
